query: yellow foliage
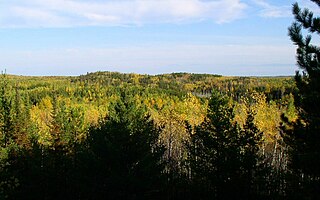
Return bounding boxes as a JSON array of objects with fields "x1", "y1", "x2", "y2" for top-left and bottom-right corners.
[
  {"x1": 30, "y1": 96, "x2": 54, "y2": 146},
  {"x1": 84, "y1": 105, "x2": 101, "y2": 126},
  {"x1": 145, "y1": 93, "x2": 206, "y2": 170},
  {"x1": 234, "y1": 92, "x2": 282, "y2": 145}
]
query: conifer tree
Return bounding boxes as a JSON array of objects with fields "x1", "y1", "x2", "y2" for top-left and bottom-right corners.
[
  {"x1": 75, "y1": 91, "x2": 164, "y2": 199},
  {"x1": 284, "y1": 0, "x2": 320, "y2": 196},
  {"x1": 190, "y1": 91, "x2": 262, "y2": 199},
  {"x1": 0, "y1": 73, "x2": 13, "y2": 147},
  {"x1": 0, "y1": 73, "x2": 19, "y2": 199}
]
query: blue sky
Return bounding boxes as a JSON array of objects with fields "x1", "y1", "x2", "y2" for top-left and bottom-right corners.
[{"x1": 0, "y1": 0, "x2": 315, "y2": 76}]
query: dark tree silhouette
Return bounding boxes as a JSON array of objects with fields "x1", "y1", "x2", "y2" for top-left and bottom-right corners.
[
  {"x1": 283, "y1": 0, "x2": 320, "y2": 198},
  {"x1": 189, "y1": 91, "x2": 263, "y2": 199},
  {"x1": 75, "y1": 91, "x2": 165, "y2": 199}
]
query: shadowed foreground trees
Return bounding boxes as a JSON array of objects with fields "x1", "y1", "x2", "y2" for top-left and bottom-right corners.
[
  {"x1": 75, "y1": 92, "x2": 165, "y2": 199},
  {"x1": 189, "y1": 91, "x2": 264, "y2": 199},
  {"x1": 3, "y1": 89, "x2": 289, "y2": 199},
  {"x1": 10, "y1": 92, "x2": 165, "y2": 199}
]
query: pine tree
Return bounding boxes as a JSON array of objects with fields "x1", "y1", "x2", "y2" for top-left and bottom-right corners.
[
  {"x1": 239, "y1": 110, "x2": 264, "y2": 198},
  {"x1": 189, "y1": 91, "x2": 247, "y2": 199},
  {"x1": 75, "y1": 91, "x2": 164, "y2": 199},
  {"x1": 284, "y1": 0, "x2": 320, "y2": 197}
]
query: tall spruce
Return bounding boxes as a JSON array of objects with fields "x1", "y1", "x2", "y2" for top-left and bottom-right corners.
[
  {"x1": 74, "y1": 90, "x2": 165, "y2": 199},
  {"x1": 189, "y1": 91, "x2": 262, "y2": 199},
  {"x1": 285, "y1": 0, "x2": 320, "y2": 196}
]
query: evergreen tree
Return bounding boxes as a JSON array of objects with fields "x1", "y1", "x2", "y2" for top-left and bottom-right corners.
[
  {"x1": 75, "y1": 92, "x2": 164, "y2": 199},
  {"x1": 284, "y1": 0, "x2": 320, "y2": 197},
  {"x1": 0, "y1": 73, "x2": 19, "y2": 199},
  {"x1": 0, "y1": 73, "x2": 13, "y2": 148},
  {"x1": 239, "y1": 110, "x2": 264, "y2": 198},
  {"x1": 189, "y1": 91, "x2": 262, "y2": 199}
]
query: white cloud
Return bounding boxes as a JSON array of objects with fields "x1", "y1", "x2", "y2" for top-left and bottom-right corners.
[
  {"x1": 0, "y1": 0, "x2": 247, "y2": 28},
  {"x1": 252, "y1": 0, "x2": 291, "y2": 18}
]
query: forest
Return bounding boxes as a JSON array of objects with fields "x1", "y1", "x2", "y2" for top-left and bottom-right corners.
[
  {"x1": 0, "y1": 71, "x2": 303, "y2": 199},
  {"x1": 1, "y1": 1, "x2": 320, "y2": 199}
]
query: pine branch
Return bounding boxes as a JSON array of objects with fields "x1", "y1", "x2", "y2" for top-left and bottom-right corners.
[
  {"x1": 292, "y1": 3, "x2": 320, "y2": 33},
  {"x1": 288, "y1": 22, "x2": 305, "y2": 47}
]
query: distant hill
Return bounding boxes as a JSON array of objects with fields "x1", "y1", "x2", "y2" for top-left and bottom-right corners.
[
  {"x1": 6, "y1": 71, "x2": 295, "y2": 101},
  {"x1": 70, "y1": 71, "x2": 295, "y2": 100}
]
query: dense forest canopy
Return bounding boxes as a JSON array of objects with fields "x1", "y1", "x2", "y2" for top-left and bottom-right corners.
[{"x1": 0, "y1": 71, "x2": 299, "y2": 199}]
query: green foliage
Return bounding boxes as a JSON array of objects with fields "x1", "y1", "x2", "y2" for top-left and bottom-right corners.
[
  {"x1": 283, "y1": 0, "x2": 320, "y2": 197},
  {"x1": 0, "y1": 73, "x2": 13, "y2": 148}
]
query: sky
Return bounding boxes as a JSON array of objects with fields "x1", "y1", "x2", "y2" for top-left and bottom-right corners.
[{"x1": 0, "y1": 0, "x2": 317, "y2": 76}]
